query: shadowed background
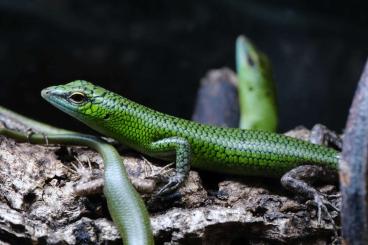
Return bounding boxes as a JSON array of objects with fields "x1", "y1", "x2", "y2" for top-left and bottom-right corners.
[{"x1": 0, "y1": 0, "x2": 367, "y2": 133}]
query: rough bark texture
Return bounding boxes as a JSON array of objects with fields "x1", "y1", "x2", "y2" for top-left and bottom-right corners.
[
  {"x1": 340, "y1": 59, "x2": 368, "y2": 244},
  {"x1": 191, "y1": 68, "x2": 239, "y2": 128},
  {"x1": 0, "y1": 116, "x2": 340, "y2": 244}
]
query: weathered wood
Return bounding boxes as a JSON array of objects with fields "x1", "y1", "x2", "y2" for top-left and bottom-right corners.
[
  {"x1": 0, "y1": 114, "x2": 340, "y2": 244},
  {"x1": 192, "y1": 68, "x2": 239, "y2": 128},
  {"x1": 340, "y1": 59, "x2": 368, "y2": 245}
]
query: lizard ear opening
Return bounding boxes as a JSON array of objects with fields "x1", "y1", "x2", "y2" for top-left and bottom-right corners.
[{"x1": 69, "y1": 92, "x2": 87, "y2": 104}]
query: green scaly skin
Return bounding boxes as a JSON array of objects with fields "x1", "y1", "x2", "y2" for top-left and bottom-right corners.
[
  {"x1": 236, "y1": 36, "x2": 278, "y2": 132},
  {"x1": 0, "y1": 107, "x2": 154, "y2": 245},
  {"x1": 41, "y1": 80, "x2": 339, "y2": 195}
]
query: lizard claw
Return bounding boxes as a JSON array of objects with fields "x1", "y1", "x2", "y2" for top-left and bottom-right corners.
[
  {"x1": 147, "y1": 174, "x2": 184, "y2": 210},
  {"x1": 144, "y1": 162, "x2": 179, "y2": 195},
  {"x1": 155, "y1": 174, "x2": 184, "y2": 196},
  {"x1": 311, "y1": 192, "x2": 339, "y2": 238},
  {"x1": 26, "y1": 128, "x2": 35, "y2": 143},
  {"x1": 26, "y1": 128, "x2": 49, "y2": 144},
  {"x1": 313, "y1": 193, "x2": 326, "y2": 225}
]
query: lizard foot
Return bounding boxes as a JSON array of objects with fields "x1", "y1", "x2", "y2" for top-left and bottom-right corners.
[
  {"x1": 147, "y1": 170, "x2": 185, "y2": 210},
  {"x1": 144, "y1": 161, "x2": 180, "y2": 196},
  {"x1": 147, "y1": 173, "x2": 185, "y2": 208},
  {"x1": 281, "y1": 165, "x2": 340, "y2": 237},
  {"x1": 309, "y1": 192, "x2": 339, "y2": 238},
  {"x1": 310, "y1": 192, "x2": 339, "y2": 225},
  {"x1": 26, "y1": 128, "x2": 49, "y2": 145},
  {"x1": 155, "y1": 174, "x2": 184, "y2": 196}
]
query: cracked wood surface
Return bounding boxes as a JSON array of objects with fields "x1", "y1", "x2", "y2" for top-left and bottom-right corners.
[{"x1": 0, "y1": 115, "x2": 340, "y2": 244}]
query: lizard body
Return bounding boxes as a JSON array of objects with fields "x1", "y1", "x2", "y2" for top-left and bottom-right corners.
[{"x1": 41, "y1": 80, "x2": 339, "y2": 194}]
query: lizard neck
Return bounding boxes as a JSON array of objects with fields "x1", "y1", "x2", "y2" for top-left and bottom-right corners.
[{"x1": 81, "y1": 91, "x2": 178, "y2": 150}]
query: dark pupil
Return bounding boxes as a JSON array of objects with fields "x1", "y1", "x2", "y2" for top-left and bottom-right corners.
[{"x1": 70, "y1": 93, "x2": 85, "y2": 103}]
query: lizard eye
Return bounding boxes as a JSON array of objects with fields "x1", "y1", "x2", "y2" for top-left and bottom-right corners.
[
  {"x1": 247, "y1": 54, "x2": 255, "y2": 67},
  {"x1": 69, "y1": 92, "x2": 86, "y2": 104}
]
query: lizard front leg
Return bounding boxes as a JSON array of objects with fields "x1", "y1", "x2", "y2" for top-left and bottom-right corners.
[{"x1": 147, "y1": 137, "x2": 191, "y2": 196}]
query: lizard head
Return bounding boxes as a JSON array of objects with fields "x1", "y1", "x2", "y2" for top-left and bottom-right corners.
[
  {"x1": 235, "y1": 35, "x2": 272, "y2": 84},
  {"x1": 41, "y1": 80, "x2": 115, "y2": 127}
]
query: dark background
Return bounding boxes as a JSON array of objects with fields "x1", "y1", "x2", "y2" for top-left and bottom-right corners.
[{"x1": 0, "y1": 0, "x2": 367, "y2": 133}]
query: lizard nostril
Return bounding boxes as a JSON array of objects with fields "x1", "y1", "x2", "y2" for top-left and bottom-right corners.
[{"x1": 41, "y1": 88, "x2": 51, "y2": 98}]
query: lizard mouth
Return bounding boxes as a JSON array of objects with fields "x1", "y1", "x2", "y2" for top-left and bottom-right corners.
[
  {"x1": 41, "y1": 86, "x2": 63, "y2": 107},
  {"x1": 41, "y1": 86, "x2": 65, "y2": 101}
]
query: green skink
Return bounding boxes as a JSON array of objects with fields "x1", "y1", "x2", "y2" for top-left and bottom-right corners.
[
  {"x1": 41, "y1": 80, "x2": 339, "y2": 197},
  {"x1": 236, "y1": 36, "x2": 278, "y2": 132}
]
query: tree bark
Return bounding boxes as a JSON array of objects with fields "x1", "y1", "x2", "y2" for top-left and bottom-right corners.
[{"x1": 0, "y1": 114, "x2": 339, "y2": 244}]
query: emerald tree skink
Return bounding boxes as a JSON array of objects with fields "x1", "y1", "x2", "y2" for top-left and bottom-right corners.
[{"x1": 41, "y1": 80, "x2": 339, "y2": 199}]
